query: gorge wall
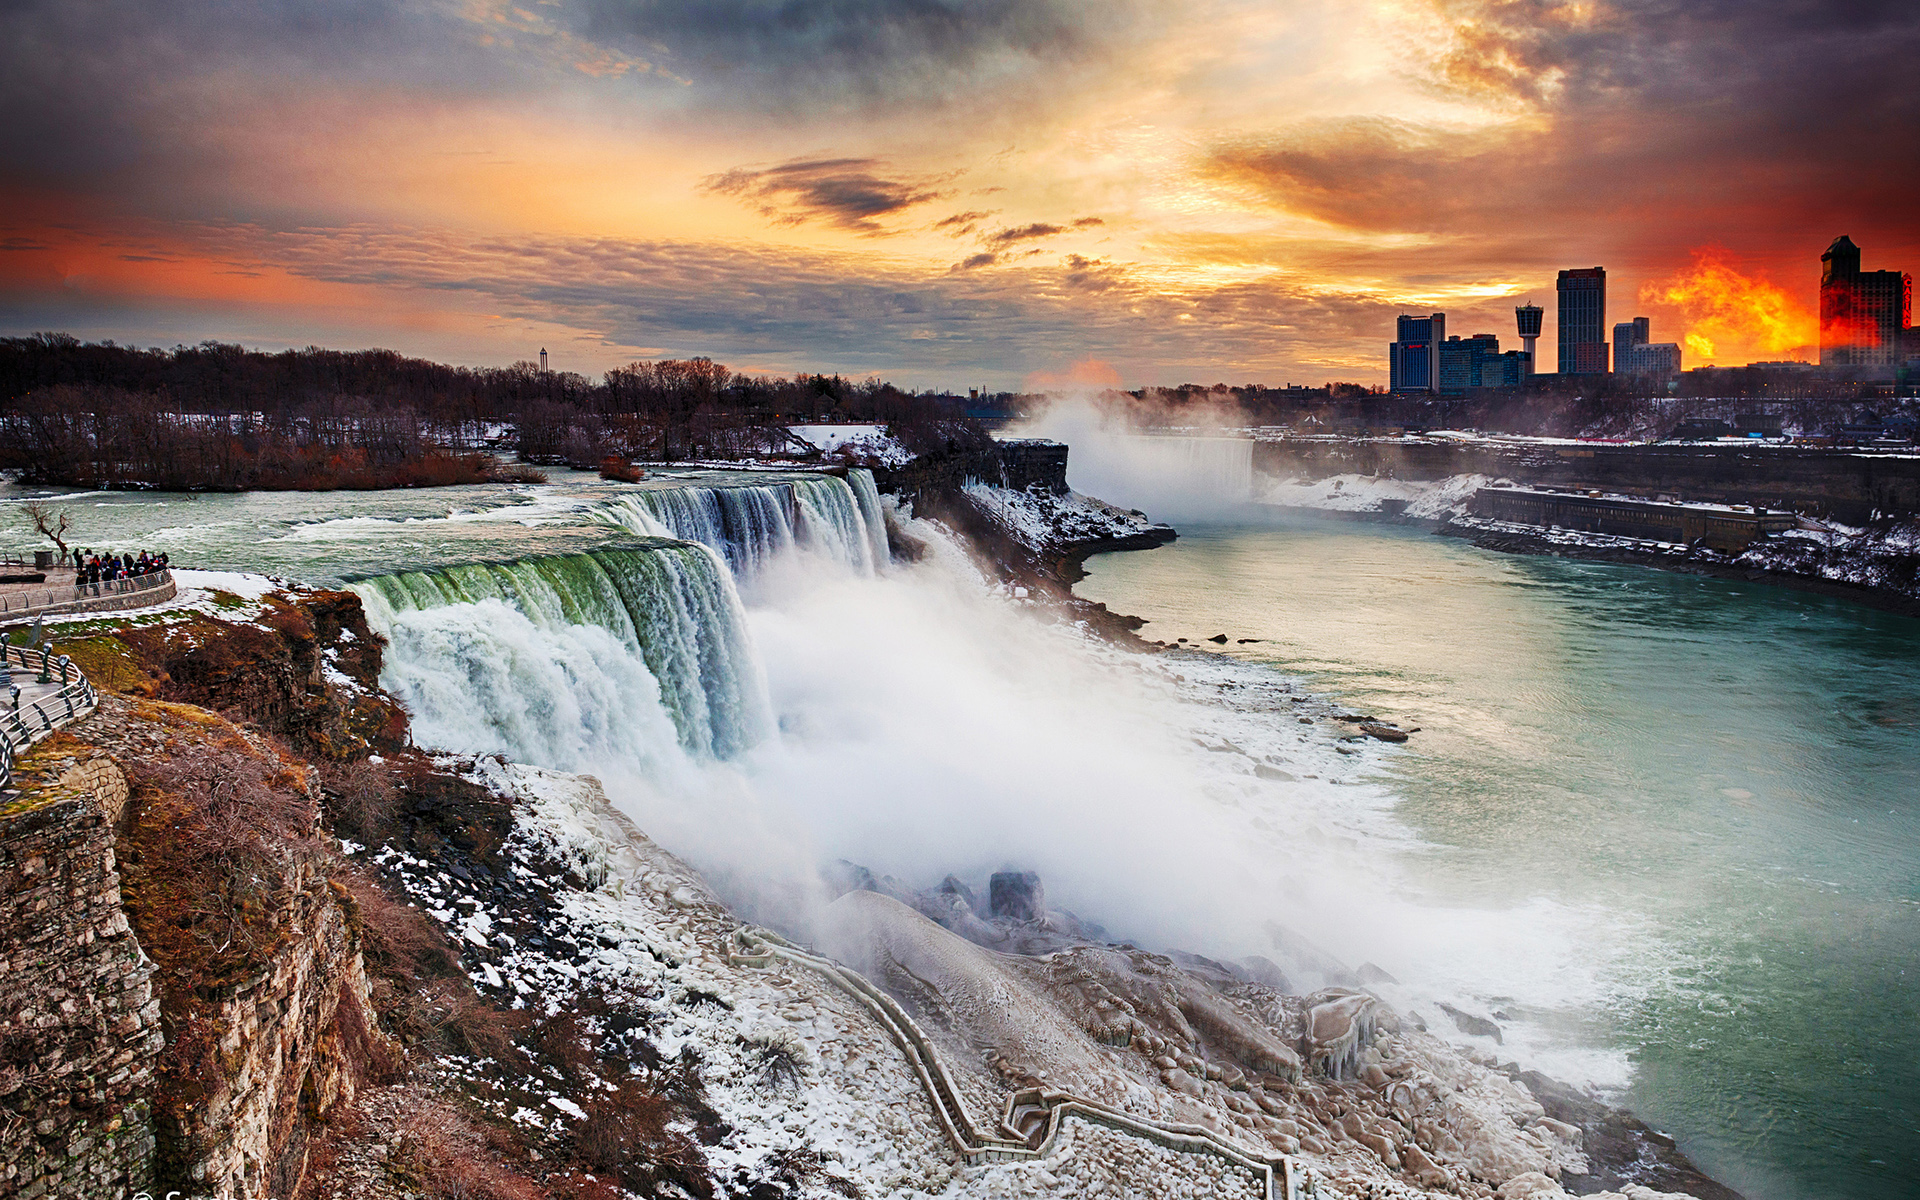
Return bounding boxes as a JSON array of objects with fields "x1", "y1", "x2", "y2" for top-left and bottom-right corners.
[
  {"x1": 1255, "y1": 437, "x2": 1920, "y2": 522},
  {"x1": 0, "y1": 759, "x2": 161, "y2": 1200}
]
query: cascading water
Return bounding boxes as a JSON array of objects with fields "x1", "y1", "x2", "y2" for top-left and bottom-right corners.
[
  {"x1": 353, "y1": 542, "x2": 771, "y2": 766},
  {"x1": 598, "y1": 469, "x2": 888, "y2": 577}
]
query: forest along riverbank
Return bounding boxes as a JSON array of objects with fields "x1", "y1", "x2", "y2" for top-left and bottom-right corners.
[{"x1": 1074, "y1": 513, "x2": 1920, "y2": 1200}]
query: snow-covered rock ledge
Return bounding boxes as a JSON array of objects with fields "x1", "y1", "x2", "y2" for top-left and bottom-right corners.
[{"x1": 351, "y1": 759, "x2": 1726, "y2": 1200}]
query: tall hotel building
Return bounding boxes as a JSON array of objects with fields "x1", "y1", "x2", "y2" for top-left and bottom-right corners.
[
  {"x1": 1557, "y1": 268, "x2": 1608, "y2": 375},
  {"x1": 1390, "y1": 313, "x2": 1445, "y2": 392},
  {"x1": 1820, "y1": 236, "x2": 1911, "y2": 366}
]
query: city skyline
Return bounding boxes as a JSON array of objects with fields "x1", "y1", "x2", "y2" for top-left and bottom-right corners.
[{"x1": 1, "y1": 1, "x2": 1916, "y2": 390}]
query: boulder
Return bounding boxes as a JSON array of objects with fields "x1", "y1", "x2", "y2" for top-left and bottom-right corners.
[
  {"x1": 1440, "y1": 1001, "x2": 1504, "y2": 1043},
  {"x1": 989, "y1": 870, "x2": 1045, "y2": 921}
]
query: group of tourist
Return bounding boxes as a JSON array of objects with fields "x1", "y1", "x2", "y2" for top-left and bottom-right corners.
[{"x1": 73, "y1": 550, "x2": 170, "y2": 592}]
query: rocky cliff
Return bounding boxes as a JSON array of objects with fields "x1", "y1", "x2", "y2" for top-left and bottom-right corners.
[{"x1": 0, "y1": 755, "x2": 162, "y2": 1199}]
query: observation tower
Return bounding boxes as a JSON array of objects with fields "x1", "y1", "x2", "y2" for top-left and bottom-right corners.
[{"x1": 1515, "y1": 305, "x2": 1543, "y2": 376}]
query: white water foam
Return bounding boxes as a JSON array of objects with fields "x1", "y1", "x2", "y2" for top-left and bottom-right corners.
[{"x1": 360, "y1": 497, "x2": 1643, "y2": 1091}]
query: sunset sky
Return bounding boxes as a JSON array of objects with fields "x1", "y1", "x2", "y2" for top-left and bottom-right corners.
[{"x1": 2, "y1": 0, "x2": 1916, "y2": 389}]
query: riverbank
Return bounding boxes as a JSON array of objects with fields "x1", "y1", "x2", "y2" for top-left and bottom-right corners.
[
  {"x1": 1256, "y1": 468, "x2": 1920, "y2": 619},
  {"x1": 1441, "y1": 519, "x2": 1920, "y2": 619}
]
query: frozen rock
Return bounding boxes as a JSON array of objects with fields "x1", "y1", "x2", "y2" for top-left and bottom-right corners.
[
  {"x1": 1497, "y1": 1173, "x2": 1568, "y2": 1199},
  {"x1": 1301, "y1": 989, "x2": 1377, "y2": 1079},
  {"x1": 989, "y1": 871, "x2": 1046, "y2": 921},
  {"x1": 817, "y1": 890, "x2": 1119, "y2": 1096},
  {"x1": 1440, "y1": 1001, "x2": 1504, "y2": 1043}
]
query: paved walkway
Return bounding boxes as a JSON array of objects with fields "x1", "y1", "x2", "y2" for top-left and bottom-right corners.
[{"x1": 0, "y1": 570, "x2": 175, "y2": 621}]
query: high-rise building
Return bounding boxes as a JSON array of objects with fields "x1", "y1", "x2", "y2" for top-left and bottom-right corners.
[
  {"x1": 1390, "y1": 313, "x2": 1445, "y2": 392},
  {"x1": 1621, "y1": 341, "x2": 1682, "y2": 377},
  {"x1": 1612, "y1": 315, "x2": 1681, "y2": 377},
  {"x1": 1515, "y1": 305, "x2": 1542, "y2": 376},
  {"x1": 1612, "y1": 321, "x2": 1638, "y2": 370},
  {"x1": 1557, "y1": 268, "x2": 1608, "y2": 375},
  {"x1": 1820, "y1": 236, "x2": 1911, "y2": 366},
  {"x1": 1438, "y1": 333, "x2": 1503, "y2": 393},
  {"x1": 1485, "y1": 350, "x2": 1530, "y2": 388}
]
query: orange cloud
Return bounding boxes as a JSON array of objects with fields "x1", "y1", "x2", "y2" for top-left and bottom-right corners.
[
  {"x1": 1639, "y1": 246, "x2": 1817, "y2": 366},
  {"x1": 1024, "y1": 357, "x2": 1124, "y2": 391}
]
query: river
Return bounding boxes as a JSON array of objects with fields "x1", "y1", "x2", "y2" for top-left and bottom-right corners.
[{"x1": 1075, "y1": 512, "x2": 1920, "y2": 1200}]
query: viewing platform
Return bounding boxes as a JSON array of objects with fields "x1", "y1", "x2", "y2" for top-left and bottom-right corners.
[{"x1": 0, "y1": 568, "x2": 176, "y2": 621}]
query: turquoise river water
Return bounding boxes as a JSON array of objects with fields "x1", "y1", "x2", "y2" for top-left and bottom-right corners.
[{"x1": 1075, "y1": 512, "x2": 1920, "y2": 1200}]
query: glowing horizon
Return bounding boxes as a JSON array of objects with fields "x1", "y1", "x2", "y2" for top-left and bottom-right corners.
[{"x1": 2, "y1": 0, "x2": 1914, "y2": 389}]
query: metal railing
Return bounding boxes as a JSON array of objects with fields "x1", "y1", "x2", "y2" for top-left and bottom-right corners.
[
  {"x1": 0, "y1": 568, "x2": 173, "y2": 616},
  {"x1": 0, "y1": 643, "x2": 100, "y2": 791}
]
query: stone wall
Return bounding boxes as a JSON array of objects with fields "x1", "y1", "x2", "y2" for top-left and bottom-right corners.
[{"x1": 0, "y1": 758, "x2": 162, "y2": 1200}]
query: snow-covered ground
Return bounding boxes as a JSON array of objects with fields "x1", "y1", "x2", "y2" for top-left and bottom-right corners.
[
  {"x1": 346, "y1": 753, "x2": 1698, "y2": 1200},
  {"x1": 961, "y1": 483, "x2": 1168, "y2": 553},
  {"x1": 1260, "y1": 473, "x2": 1494, "y2": 520},
  {"x1": 789, "y1": 424, "x2": 915, "y2": 468}
]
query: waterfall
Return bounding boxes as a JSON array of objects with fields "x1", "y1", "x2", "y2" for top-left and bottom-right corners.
[
  {"x1": 597, "y1": 470, "x2": 888, "y2": 577},
  {"x1": 353, "y1": 542, "x2": 771, "y2": 766}
]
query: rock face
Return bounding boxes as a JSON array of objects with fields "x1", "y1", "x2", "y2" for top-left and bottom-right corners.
[
  {"x1": 990, "y1": 870, "x2": 1046, "y2": 921},
  {"x1": 0, "y1": 761, "x2": 163, "y2": 1200},
  {"x1": 151, "y1": 852, "x2": 382, "y2": 1198},
  {"x1": 30, "y1": 691, "x2": 395, "y2": 1199},
  {"x1": 104, "y1": 588, "x2": 407, "y2": 759}
]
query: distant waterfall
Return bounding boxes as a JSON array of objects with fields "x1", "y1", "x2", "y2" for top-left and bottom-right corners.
[
  {"x1": 598, "y1": 469, "x2": 889, "y2": 576},
  {"x1": 354, "y1": 543, "x2": 771, "y2": 766}
]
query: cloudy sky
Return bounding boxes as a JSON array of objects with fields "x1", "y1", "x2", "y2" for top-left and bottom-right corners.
[{"x1": 2, "y1": 0, "x2": 1915, "y2": 388}]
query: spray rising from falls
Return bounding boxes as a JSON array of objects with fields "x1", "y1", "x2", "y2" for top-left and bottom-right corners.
[
  {"x1": 597, "y1": 469, "x2": 890, "y2": 577},
  {"x1": 354, "y1": 542, "x2": 771, "y2": 766}
]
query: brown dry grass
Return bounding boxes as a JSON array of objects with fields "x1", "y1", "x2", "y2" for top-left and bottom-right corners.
[
  {"x1": 390, "y1": 1095, "x2": 549, "y2": 1200},
  {"x1": 319, "y1": 757, "x2": 399, "y2": 843}
]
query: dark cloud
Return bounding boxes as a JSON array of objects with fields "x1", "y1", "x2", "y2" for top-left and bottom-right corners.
[
  {"x1": 1212, "y1": 0, "x2": 1920, "y2": 275},
  {"x1": 988, "y1": 222, "x2": 1063, "y2": 246},
  {"x1": 571, "y1": 0, "x2": 1163, "y2": 109},
  {"x1": 935, "y1": 210, "x2": 995, "y2": 237},
  {"x1": 951, "y1": 252, "x2": 998, "y2": 271},
  {"x1": 704, "y1": 159, "x2": 946, "y2": 234},
  {"x1": 0, "y1": 0, "x2": 539, "y2": 208}
]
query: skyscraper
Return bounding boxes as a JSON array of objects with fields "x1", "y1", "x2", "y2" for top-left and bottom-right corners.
[
  {"x1": 1389, "y1": 313, "x2": 1445, "y2": 392},
  {"x1": 1557, "y1": 268, "x2": 1607, "y2": 375},
  {"x1": 1515, "y1": 304, "x2": 1542, "y2": 376},
  {"x1": 1820, "y1": 236, "x2": 1911, "y2": 366},
  {"x1": 1612, "y1": 317, "x2": 1650, "y2": 371}
]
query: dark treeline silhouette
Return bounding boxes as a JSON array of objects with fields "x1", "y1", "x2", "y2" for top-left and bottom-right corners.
[
  {"x1": 1088, "y1": 367, "x2": 1916, "y2": 440},
  {"x1": 0, "y1": 334, "x2": 985, "y2": 488}
]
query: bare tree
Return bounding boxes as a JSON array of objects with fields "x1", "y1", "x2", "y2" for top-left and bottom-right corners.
[{"x1": 21, "y1": 501, "x2": 72, "y2": 563}]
